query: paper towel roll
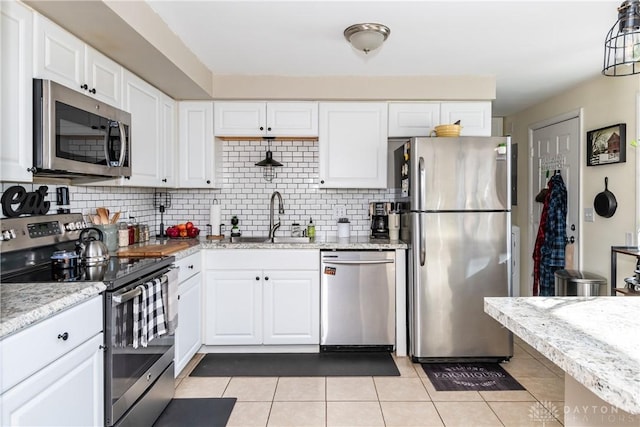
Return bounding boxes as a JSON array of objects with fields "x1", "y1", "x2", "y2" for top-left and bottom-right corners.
[{"x1": 210, "y1": 204, "x2": 221, "y2": 234}]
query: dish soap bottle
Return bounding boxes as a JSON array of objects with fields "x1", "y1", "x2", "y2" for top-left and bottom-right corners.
[{"x1": 307, "y1": 217, "x2": 316, "y2": 239}]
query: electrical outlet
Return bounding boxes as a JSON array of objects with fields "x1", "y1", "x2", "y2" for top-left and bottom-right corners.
[
  {"x1": 584, "y1": 207, "x2": 595, "y2": 223},
  {"x1": 333, "y1": 204, "x2": 347, "y2": 220}
]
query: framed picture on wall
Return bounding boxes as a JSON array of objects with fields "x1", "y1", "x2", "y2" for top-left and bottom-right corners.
[{"x1": 587, "y1": 123, "x2": 626, "y2": 166}]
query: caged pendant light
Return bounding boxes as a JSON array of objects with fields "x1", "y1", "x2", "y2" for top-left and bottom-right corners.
[
  {"x1": 255, "y1": 137, "x2": 282, "y2": 182},
  {"x1": 603, "y1": 0, "x2": 640, "y2": 76}
]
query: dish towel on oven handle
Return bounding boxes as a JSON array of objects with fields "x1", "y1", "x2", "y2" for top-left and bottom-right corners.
[
  {"x1": 161, "y1": 267, "x2": 179, "y2": 335},
  {"x1": 133, "y1": 277, "x2": 167, "y2": 348}
]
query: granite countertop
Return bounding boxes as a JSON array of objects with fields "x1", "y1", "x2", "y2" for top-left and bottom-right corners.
[
  {"x1": 199, "y1": 235, "x2": 408, "y2": 250},
  {"x1": 484, "y1": 297, "x2": 640, "y2": 415},
  {"x1": 0, "y1": 281, "x2": 106, "y2": 339}
]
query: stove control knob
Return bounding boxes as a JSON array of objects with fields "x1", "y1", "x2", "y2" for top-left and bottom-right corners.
[
  {"x1": 64, "y1": 222, "x2": 75, "y2": 231},
  {"x1": 1, "y1": 229, "x2": 16, "y2": 240},
  {"x1": 75, "y1": 221, "x2": 84, "y2": 230}
]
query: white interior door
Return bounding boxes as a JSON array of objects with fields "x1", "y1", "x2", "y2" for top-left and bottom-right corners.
[{"x1": 530, "y1": 116, "x2": 580, "y2": 294}]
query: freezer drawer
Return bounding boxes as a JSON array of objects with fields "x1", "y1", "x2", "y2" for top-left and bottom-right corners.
[{"x1": 321, "y1": 251, "x2": 395, "y2": 348}]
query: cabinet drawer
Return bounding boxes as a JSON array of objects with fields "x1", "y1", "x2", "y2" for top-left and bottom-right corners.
[
  {"x1": 206, "y1": 249, "x2": 319, "y2": 270},
  {"x1": 175, "y1": 252, "x2": 201, "y2": 283},
  {"x1": 0, "y1": 296, "x2": 102, "y2": 394}
]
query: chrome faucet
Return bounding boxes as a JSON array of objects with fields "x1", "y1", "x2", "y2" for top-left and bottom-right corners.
[{"x1": 269, "y1": 191, "x2": 285, "y2": 240}]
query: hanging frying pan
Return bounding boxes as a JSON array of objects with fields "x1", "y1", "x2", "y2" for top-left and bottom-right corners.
[{"x1": 594, "y1": 177, "x2": 617, "y2": 218}]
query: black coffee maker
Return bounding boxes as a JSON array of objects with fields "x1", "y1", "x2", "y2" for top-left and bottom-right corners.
[{"x1": 369, "y1": 202, "x2": 390, "y2": 239}]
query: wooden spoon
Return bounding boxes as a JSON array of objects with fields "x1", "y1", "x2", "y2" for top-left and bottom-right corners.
[
  {"x1": 97, "y1": 208, "x2": 109, "y2": 225},
  {"x1": 110, "y1": 211, "x2": 121, "y2": 224}
]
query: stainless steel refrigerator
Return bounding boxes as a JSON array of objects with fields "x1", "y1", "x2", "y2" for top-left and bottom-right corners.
[{"x1": 396, "y1": 136, "x2": 513, "y2": 361}]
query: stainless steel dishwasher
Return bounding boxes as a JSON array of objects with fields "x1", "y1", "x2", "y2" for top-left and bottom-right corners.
[{"x1": 320, "y1": 250, "x2": 395, "y2": 351}]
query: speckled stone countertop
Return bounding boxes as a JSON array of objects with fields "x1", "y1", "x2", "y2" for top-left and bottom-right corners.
[
  {"x1": 484, "y1": 297, "x2": 640, "y2": 415},
  {"x1": 0, "y1": 282, "x2": 106, "y2": 339},
  {"x1": 199, "y1": 236, "x2": 408, "y2": 250}
]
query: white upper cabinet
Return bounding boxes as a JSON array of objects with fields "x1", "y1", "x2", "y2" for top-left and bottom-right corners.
[
  {"x1": 388, "y1": 102, "x2": 440, "y2": 137},
  {"x1": 161, "y1": 94, "x2": 178, "y2": 187},
  {"x1": 319, "y1": 102, "x2": 388, "y2": 188},
  {"x1": 121, "y1": 70, "x2": 166, "y2": 187},
  {"x1": 214, "y1": 101, "x2": 318, "y2": 137},
  {"x1": 389, "y1": 101, "x2": 492, "y2": 137},
  {"x1": 34, "y1": 14, "x2": 122, "y2": 107},
  {"x1": 179, "y1": 101, "x2": 221, "y2": 188},
  {"x1": 440, "y1": 101, "x2": 492, "y2": 136},
  {"x1": 1, "y1": 0, "x2": 33, "y2": 182},
  {"x1": 84, "y1": 46, "x2": 123, "y2": 107}
]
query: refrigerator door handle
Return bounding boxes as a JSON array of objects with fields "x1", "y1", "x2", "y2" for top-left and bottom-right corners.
[
  {"x1": 418, "y1": 157, "x2": 426, "y2": 266},
  {"x1": 418, "y1": 156, "x2": 426, "y2": 211},
  {"x1": 419, "y1": 214, "x2": 426, "y2": 266}
]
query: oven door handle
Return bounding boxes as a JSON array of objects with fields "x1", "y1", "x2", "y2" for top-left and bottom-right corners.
[{"x1": 112, "y1": 287, "x2": 142, "y2": 305}]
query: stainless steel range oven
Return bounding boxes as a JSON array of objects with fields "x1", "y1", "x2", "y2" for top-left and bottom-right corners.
[{"x1": 1, "y1": 213, "x2": 177, "y2": 427}]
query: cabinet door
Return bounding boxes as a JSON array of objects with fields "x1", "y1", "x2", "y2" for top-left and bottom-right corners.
[
  {"x1": 440, "y1": 101, "x2": 492, "y2": 136},
  {"x1": 34, "y1": 14, "x2": 85, "y2": 91},
  {"x1": 319, "y1": 102, "x2": 388, "y2": 188},
  {"x1": 179, "y1": 101, "x2": 218, "y2": 188},
  {"x1": 122, "y1": 70, "x2": 163, "y2": 187},
  {"x1": 266, "y1": 102, "x2": 318, "y2": 137},
  {"x1": 84, "y1": 46, "x2": 122, "y2": 108},
  {"x1": 175, "y1": 274, "x2": 202, "y2": 377},
  {"x1": 214, "y1": 101, "x2": 266, "y2": 137},
  {"x1": 1, "y1": 0, "x2": 33, "y2": 182},
  {"x1": 263, "y1": 270, "x2": 320, "y2": 345},
  {"x1": 204, "y1": 270, "x2": 262, "y2": 345},
  {"x1": 160, "y1": 94, "x2": 177, "y2": 187},
  {"x1": 0, "y1": 333, "x2": 104, "y2": 427},
  {"x1": 388, "y1": 102, "x2": 440, "y2": 137}
]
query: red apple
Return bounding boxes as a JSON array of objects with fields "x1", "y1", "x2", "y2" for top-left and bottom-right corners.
[{"x1": 187, "y1": 227, "x2": 199, "y2": 238}]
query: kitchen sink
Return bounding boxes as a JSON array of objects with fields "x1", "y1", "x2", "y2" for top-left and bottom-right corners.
[
  {"x1": 271, "y1": 236, "x2": 311, "y2": 243},
  {"x1": 229, "y1": 236, "x2": 269, "y2": 243},
  {"x1": 228, "y1": 236, "x2": 311, "y2": 244}
]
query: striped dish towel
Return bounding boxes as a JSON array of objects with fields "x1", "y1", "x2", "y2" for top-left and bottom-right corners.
[{"x1": 133, "y1": 278, "x2": 167, "y2": 348}]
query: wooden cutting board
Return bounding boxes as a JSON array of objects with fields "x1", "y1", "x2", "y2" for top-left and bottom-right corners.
[{"x1": 116, "y1": 241, "x2": 191, "y2": 257}]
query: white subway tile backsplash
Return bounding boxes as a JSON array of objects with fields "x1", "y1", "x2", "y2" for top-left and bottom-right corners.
[{"x1": 1, "y1": 140, "x2": 397, "y2": 237}]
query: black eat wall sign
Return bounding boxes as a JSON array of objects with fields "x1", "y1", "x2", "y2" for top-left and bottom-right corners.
[{"x1": 1, "y1": 185, "x2": 51, "y2": 217}]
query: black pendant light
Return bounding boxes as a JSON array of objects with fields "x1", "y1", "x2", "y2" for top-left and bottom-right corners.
[
  {"x1": 255, "y1": 137, "x2": 282, "y2": 182},
  {"x1": 603, "y1": 0, "x2": 640, "y2": 76}
]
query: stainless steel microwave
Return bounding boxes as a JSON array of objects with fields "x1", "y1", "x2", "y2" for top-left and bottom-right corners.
[{"x1": 32, "y1": 79, "x2": 131, "y2": 181}]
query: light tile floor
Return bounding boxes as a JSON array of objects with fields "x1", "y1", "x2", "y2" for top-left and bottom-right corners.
[{"x1": 174, "y1": 337, "x2": 565, "y2": 426}]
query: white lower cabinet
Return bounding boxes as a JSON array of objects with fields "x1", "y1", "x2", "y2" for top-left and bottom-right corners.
[
  {"x1": 174, "y1": 252, "x2": 202, "y2": 376},
  {"x1": 175, "y1": 274, "x2": 202, "y2": 376},
  {"x1": 0, "y1": 296, "x2": 104, "y2": 426},
  {"x1": 1, "y1": 334, "x2": 104, "y2": 426},
  {"x1": 204, "y1": 250, "x2": 320, "y2": 346}
]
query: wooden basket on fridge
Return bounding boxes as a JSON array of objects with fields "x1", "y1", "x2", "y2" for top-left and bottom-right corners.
[{"x1": 432, "y1": 124, "x2": 462, "y2": 137}]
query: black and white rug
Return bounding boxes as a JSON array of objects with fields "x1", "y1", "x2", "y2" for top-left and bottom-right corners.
[
  {"x1": 421, "y1": 363, "x2": 525, "y2": 391},
  {"x1": 190, "y1": 352, "x2": 400, "y2": 377},
  {"x1": 153, "y1": 398, "x2": 236, "y2": 427}
]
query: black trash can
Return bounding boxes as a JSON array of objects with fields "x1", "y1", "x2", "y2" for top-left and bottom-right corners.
[{"x1": 554, "y1": 270, "x2": 607, "y2": 296}]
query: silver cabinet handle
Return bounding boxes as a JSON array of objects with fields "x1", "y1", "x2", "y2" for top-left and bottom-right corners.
[{"x1": 322, "y1": 259, "x2": 394, "y2": 265}]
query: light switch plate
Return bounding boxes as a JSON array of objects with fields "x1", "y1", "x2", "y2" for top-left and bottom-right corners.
[
  {"x1": 333, "y1": 204, "x2": 346, "y2": 220},
  {"x1": 584, "y1": 207, "x2": 595, "y2": 222}
]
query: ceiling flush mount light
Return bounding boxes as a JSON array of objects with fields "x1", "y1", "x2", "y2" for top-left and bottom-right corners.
[
  {"x1": 603, "y1": 0, "x2": 640, "y2": 76},
  {"x1": 344, "y1": 23, "x2": 390, "y2": 54},
  {"x1": 255, "y1": 137, "x2": 282, "y2": 182}
]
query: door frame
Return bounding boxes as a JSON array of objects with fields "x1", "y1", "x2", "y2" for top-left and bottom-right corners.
[{"x1": 527, "y1": 108, "x2": 584, "y2": 296}]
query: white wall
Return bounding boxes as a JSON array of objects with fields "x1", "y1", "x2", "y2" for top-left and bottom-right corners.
[{"x1": 506, "y1": 74, "x2": 640, "y2": 295}]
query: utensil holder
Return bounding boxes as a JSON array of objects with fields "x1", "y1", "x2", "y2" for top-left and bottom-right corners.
[{"x1": 94, "y1": 224, "x2": 118, "y2": 252}]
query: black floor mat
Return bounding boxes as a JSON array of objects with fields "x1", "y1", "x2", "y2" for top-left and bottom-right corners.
[
  {"x1": 153, "y1": 398, "x2": 236, "y2": 427},
  {"x1": 190, "y1": 352, "x2": 400, "y2": 377},
  {"x1": 421, "y1": 362, "x2": 525, "y2": 391}
]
